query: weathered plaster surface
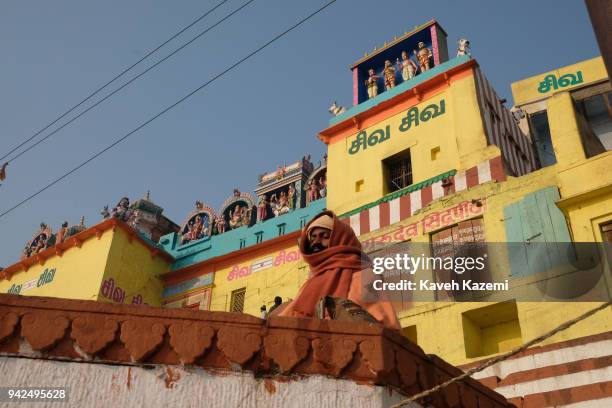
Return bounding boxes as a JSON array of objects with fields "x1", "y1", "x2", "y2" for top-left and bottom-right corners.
[{"x1": 0, "y1": 357, "x2": 415, "y2": 408}]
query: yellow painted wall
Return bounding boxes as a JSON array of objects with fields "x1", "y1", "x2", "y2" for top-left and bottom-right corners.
[
  {"x1": 326, "y1": 73, "x2": 495, "y2": 215},
  {"x1": 543, "y1": 85, "x2": 612, "y2": 243},
  {"x1": 209, "y1": 246, "x2": 309, "y2": 317},
  {"x1": 354, "y1": 158, "x2": 610, "y2": 365},
  {"x1": 99, "y1": 227, "x2": 170, "y2": 306},
  {"x1": 0, "y1": 230, "x2": 113, "y2": 301},
  {"x1": 400, "y1": 301, "x2": 611, "y2": 366},
  {"x1": 1, "y1": 226, "x2": 171, "y2": 306},
  {"x1": 511, "y1": 56, "x2": 607, "y2": 106}
]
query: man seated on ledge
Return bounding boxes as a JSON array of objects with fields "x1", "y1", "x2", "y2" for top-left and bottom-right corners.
[{"x1": 278, "y1": 210, "x2": 401, "y2": 330}]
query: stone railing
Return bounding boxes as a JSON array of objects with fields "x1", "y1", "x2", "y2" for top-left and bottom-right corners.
[{"x1": 0, "y1": 294, "x2": 511, "y2": 407}]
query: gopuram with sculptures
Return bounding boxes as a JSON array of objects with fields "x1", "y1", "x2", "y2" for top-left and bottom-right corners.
[{"x1": 1, "y1": 19, "x2": 611, "y2": 407}]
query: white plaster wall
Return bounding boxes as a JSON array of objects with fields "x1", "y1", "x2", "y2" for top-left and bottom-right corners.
[{"x1": 0, "y1": 357, "x2": 419, "y2": 408}]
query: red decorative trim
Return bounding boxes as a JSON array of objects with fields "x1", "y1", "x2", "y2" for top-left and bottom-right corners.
[
  {"x1": 466, "y1": 166, "x2": 479, "y2": 189},
  {"x1": 421, "y1": 186, "x2": 433, "y2": 207},
  {"x1": 359, "y1": 210, "x2": 370, "y2": 235},
  {"x1": 459, "y1": 331, "x2": 612, "y2": 371},
  {"x1": 523, "y1": 381, "x2": 612, "y2": 407},
  {"x1": 399, "y1": 194, "x2": 411, "y2": 220},
  {"x1": 379, "y1": 201, "x2": 390, "y2": 229},
  {"x1": 490, "y1": 155, "x2": 506, "y2": 182},
  {"x1": 340, "y1": 157, "x2": 507, "y2": 237}
]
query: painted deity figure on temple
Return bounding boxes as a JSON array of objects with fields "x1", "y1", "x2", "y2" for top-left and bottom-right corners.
[
  {"x1": 396, "y1": 51, "x2": 417, "y2": 81},
  {"x1": 181, "y1": 219, "x2": 194, "y2": 244},
  {"x1": 276, "y1": 192, "x2": 290, "y2": 216},
  {"x1": 414, "y1": 42, "x2": 433, "y2": 72},
  {"x1": 383, "y1": 60, "x2": 396, "y2": 91},
  {"x1": 365, "y1": 68, "x2": 379, "y2": 99},
  {"x1": 241, "y1": 207, "x2": 251, "y2": 227},
  {"x1": 258, "y1": 195, "x2": 269, "y2": 222},
  {"x1": 270, "y1": 194, "x2": 279, "y2": 217},
  {"x1": 111, "y1": 197, "x2": 132, "y2": 222},
  {"x1": 229, "y1": 206, "x2": 244, "y2": 229},
  {"x1": 215, "y1": 216, "x2": 226, "y2": 234},
  {"x1": 287, "y1": 185, "x2": 295, "y2": 210},
  {"x1": 318, "y1": 176, "x2": 327, "y2": 198},
  {"x1": 56, "y1": 221, "x2": 69, "y2": 244},
  {"x1": 307, "y1": 179, "x2": 320, "y2": 203},
  {"x1": 32, "y1": 233, "x2": 48, "y2": 255},
  {"x1": 190, "y1": 215, "x2": 203, "y2": 241}
]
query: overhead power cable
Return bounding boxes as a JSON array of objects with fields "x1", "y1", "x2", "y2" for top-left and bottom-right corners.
[
  {"x1": 0, "y1": 0, "x2": 338, "y2": 220},
  {"x1": 0, "y1": 0, "x2": 233, "y2": 162},
  {"x1": 3, "y1": 0, "x2": 255, "y2": 164}
]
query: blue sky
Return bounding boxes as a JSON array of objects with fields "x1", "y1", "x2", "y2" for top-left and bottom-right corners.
[{"x1": 0, "y1": 1, "x2": 600, "y2": 265}]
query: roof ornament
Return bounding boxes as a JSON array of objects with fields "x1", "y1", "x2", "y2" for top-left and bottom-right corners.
[
  {"x1": 328, "y1": 101, "x2": 347, "y2": 117},
  {"x1": 457, "y1": 38, "x2": 471, "y2": 57}
]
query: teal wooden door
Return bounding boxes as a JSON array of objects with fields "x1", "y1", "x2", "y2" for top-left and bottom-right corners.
[{"x1": 503, "y1": 187, "x2": 572, "y2": 277}]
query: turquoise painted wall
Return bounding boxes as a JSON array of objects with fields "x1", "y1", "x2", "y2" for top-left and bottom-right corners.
[{"x1": 160, "y1": 198, "x2": 326, "y2": 270}]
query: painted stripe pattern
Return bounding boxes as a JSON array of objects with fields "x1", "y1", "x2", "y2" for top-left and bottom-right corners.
[
  {"x1": 341, "y1": 157, "x2": 505, "y2": 236},
  {"x1": 473, "y1": 67, "x2": 537, "y2": 177}
]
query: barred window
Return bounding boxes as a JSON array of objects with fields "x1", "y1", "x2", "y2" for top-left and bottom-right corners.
[
  {"x1": 601, "y1": 221, "x2": 612, "y2": 243},
  {"x1": 383, "y1": 149, "x2": 413, "y2": 192},
  {"x1": 230, "y1": 288, "x2": 246, "y2": 313}
]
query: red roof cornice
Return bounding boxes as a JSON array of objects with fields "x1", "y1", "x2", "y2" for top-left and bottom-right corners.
[{"x1": 1, "y1": 218, "x2": 173, "y2": 281}]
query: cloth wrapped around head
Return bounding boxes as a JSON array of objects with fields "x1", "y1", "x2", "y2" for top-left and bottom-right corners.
[
  {"x1": 279, "y1": 210, "x2": 400, "y2": 330},
  {"x1": 305, "y1": 214, "x2": 334, "y2": 238}
]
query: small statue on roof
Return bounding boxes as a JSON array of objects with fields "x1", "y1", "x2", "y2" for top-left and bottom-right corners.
[
  {"x1": 319, "y1": 176, "x2": 327, "y2": 198},
  {"x1": 396, "y1": 51, "x2": 417, "y2": 81},
  {"x1": 383, "y1": 60, "x2": 396, "y2": 91},
  {"x1": 365, "y1": 68, "x2": 380, "y2": 99},
  {"x1": 215, "y1": 216, "x2": 227, "y2": 234},
  {"x1": 307, "y1": 179, "x2": 321, "y2": 203},
  {"x1": 328, "y1": 101, "x2": 347, "y2": 116},
  {"x1": 56, "y1": 221, "x2": 69, "y2": 244},
  {"x1": 414, "y1": 41, "x2": 433, "y2": 72},
  {"x1": 258, "y1": 195, "x2": 269, "y2": 222},
  {"x1": 288, "y1": 184, "x2": 296, "y2": 210},
  {"x1": 111, "y1": 197, "x2": 132, "y2": 222},
  {"x1": 457, "y1": 38, "x2": 471, "y2": 57}
]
